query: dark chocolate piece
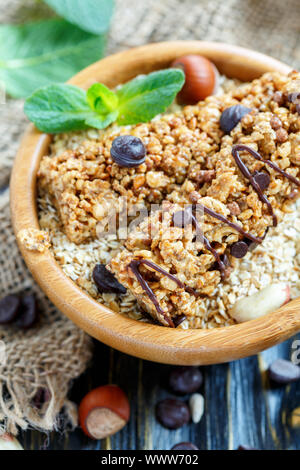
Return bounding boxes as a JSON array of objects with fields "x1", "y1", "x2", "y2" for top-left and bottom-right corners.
[
  {"x1": 156, "y1": 398, "x2": 190, "y2": 429},
  {"x1": 16, "y1": 294, "x2": 38, "y2": 330},
  {"x1": 169, "y1": 366, "x2": 203, "y2": 394},
  {"x1": 0, "y1": 295, "x2": 21, "y2": 324},
  {"x1": 172, "y1": 442, "x2": 199, "y2": 450},
  {"x1": 253, "y1": 171, "x2": 270, "y2": 191},
  {"x1": 220, "y1": 105, "x2": 252, "y2": 134},
  {"x1": 268, "y1": 359, "x2": 300, "y2": 385},
  {"x1": 93, "y1": 264, "x2": 127, "y2": 294},
  {"x1": 230, "y1": 241, "x2": 249, "y2": 258},
  {"x1": 110, "y1": 135, "x2": 146, "y2": 168},
  {"x1": 173, "y1": 314, "x2": 187, "y2": 327}
]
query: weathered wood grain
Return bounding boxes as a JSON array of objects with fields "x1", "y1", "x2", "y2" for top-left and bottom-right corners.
[{"x1": 19, "y1": 334, "x2": 300, "y2": 450}]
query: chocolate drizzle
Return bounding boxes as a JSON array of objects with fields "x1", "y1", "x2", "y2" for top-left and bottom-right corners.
[
  {"x1": 127, "y1": 142, "x2": 300, "y2": 327},
  {"x1": 193, "y1": 203, "x2": 262, "y2": 244},
  {"x1": 232, "y1": 145, "x2": 300, "y2": 227},
  {"x1": 189, "y1": 212, "x2": 228, "y2": 278},
  {"x1": 128, "y1": 259, "x2": 198, "y2": 328}
]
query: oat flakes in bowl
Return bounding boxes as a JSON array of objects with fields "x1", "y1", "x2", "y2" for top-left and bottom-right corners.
[{"x1": 11, "y1": 41, "x2": 300, "y2": 365}]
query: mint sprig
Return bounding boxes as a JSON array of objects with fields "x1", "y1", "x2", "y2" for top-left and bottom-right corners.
[
  {"x1": 24, "y1": 69, "x2": 185, "y2": 134},
  {"x1": 0, "y1": 19, "x2": 107, "y2": 99}
]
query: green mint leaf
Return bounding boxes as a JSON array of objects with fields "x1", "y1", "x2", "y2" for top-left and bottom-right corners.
[
  {"x1": 85, "y1": 110, "x2": 118, "y2": 130},
  {"x1": 24, "y1": 84, "x2": 108, "y2": 133},
  {"x1": 0, "y1": 19, "x2": 106, "y2": 98},
  {"x1": 44, "y1": 0, "x2": 114, "y2": 35},
  {"x1": 87, "y1": 83, "x2": 119, "y2": 114},
  {"x1": 116, "y1": 69, "x2": 185, "y2": 126}
]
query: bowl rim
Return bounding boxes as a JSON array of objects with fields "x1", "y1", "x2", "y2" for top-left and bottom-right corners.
[{"x1": 10, "y1": 40, "x2": 300, "y2": 365}]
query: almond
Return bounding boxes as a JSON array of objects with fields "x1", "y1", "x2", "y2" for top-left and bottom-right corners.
[{"x1": 229, "y1": 283, "x2": 290, "y2": 323}]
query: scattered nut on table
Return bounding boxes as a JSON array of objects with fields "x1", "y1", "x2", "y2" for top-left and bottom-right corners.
[
  {"x1": 0, "y1": 433, "x2": 23, "y2": 450},
  {"x1": 79, "y1": 385, "x2": 130, "y2": 439},
  {"x1": 189, "y1": 393, "x2": 205, "y2": 424}
]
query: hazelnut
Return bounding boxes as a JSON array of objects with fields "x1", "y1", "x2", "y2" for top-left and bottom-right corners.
[
  {"x1": 276, "y1": 128, "x2": 288, "y2": 143},
  {"x1": 0, "y1": 433, "x2": 23, "y2": 450},
  {"x1": 270, "y1": 115, "x2": 282, "y2": 130},
  {"x1": 79, "y1": 385, "x2": 130, "y2": 439},
  {"x1": 272, "y1": 91, "x2": 284, "y2": 105},
  {"x1": 227, "y1": 201, "x2": 241, "y2": 216},
  {"x1": 171, "y1": 55, "x2": 219, "y2": 104}
]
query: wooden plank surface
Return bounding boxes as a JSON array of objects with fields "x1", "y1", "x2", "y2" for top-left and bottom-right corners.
[{"x1": 19, "y1": 333, "x2": 300, "y2": 450}]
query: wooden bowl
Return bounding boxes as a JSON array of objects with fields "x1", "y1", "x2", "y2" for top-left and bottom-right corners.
[{"x1": 10, "y1": 41, "x2": 300, "y2": 365}]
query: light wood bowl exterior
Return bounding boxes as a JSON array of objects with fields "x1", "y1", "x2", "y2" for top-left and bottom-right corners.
[{"x1": 10, "y1": 41, "x2": 300, "y2": 365}]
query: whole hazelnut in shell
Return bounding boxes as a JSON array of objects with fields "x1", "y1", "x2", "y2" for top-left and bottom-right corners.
[
  {"x1": 171, "y1": 54, "x2": 219, "y2": 104},
  {"x1": 79, "y1": 385, "x2": 130, "y2": 439}
]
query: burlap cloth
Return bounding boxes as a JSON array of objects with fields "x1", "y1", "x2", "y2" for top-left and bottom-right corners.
[{"x1": 0, "y1": 0, "x2": 299, "y2": 435}]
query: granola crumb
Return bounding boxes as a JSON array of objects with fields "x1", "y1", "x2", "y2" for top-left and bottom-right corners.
[{"x1": 18, "y1": 228, "x2": 51, "y2": 253}]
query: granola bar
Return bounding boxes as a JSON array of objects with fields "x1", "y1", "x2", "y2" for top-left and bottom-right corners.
[
  {"x1": 108, "y1": 202, "x2": 226, "y2": 327},
  {"x1": 38, "y1": 71, "x2": 300, "y2": 244},
  {"x1": 107, "y1": 72, "x2": 300, "y2": 326}
]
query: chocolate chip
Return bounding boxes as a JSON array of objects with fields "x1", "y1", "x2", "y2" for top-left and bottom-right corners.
[
  {"x1": 253, "y1": 171, "x2": 270, "y2": 191},
  {"x1": 155, "y1": 398, "x2": 190, "y2": 429},
  {"x1": 110, "y1": 135, "x2": 146, "y2": 168},
  {"x1": 220, "y1": 105, "x2": 252, "y2": 134},
  {"x1": 172, "y1": 442, "x2": 199, "y2": 450},
  {"x1": 172, "y1": 210, "x2": 193, "y2": 228},
  {"x1": 93, "y1": 264, "x2": 127, "y2": 294},
  {"x1": 0, "y1": 295, "x2": 21, "y2": 324},
  {"x1": 169, "y1": 366, "x2": 203, "y2": 394},
  {"x1": 230, "y1": 241, "x2": 249, "y2": 258},
  {"x1": 268, "y1": 359, "x2": 300, "y2": 384},
  {"x1": 237, "y1": 445, "x2": 257, "y2": 450},
  {"x1": 173, "y1": 314, "x2": 187, "y2": 327},
  {"x1": 16, "y1": 294, "x2": 38, "y2": 330}
]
